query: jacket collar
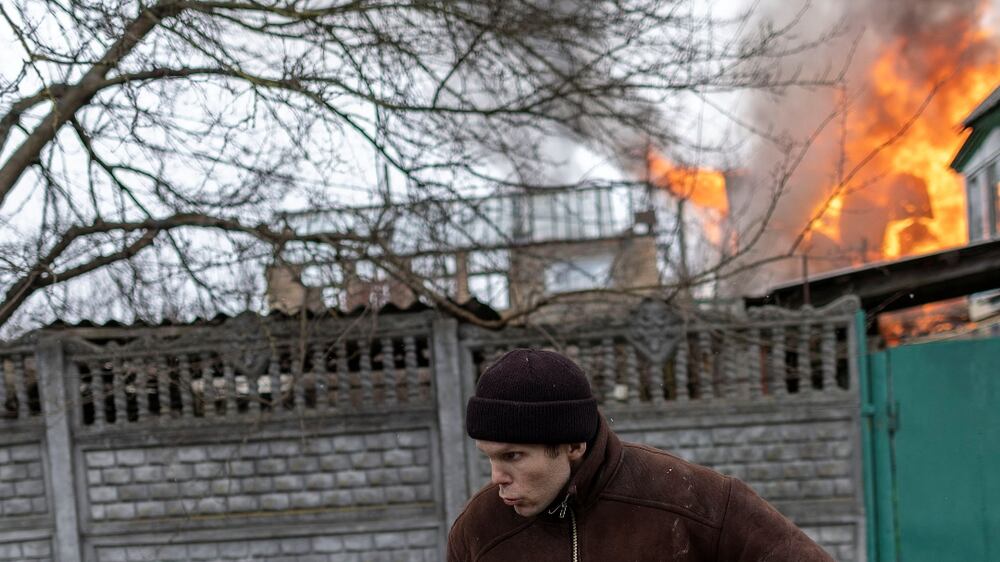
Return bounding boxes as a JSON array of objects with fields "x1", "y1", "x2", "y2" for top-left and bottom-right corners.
[{"x1": 540, "y1": 413, "x2": 623, "y2": 520}]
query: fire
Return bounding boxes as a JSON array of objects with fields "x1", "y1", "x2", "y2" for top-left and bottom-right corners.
[
  {"x1": 646, "y1": 151, "x2": 729, "y2": 247},
  {"x1": 808, "y1": 20, "x2": 1000, "y2": 263},
  {"x1": 809, "y1": 194, "x2": 843, "y2": 244},
  {"x1": 647, "y1": 152, "x2": 729, "y2": 214},
  {"x1": 878, "y1": 299, "x2": 970, "y2": 347}
]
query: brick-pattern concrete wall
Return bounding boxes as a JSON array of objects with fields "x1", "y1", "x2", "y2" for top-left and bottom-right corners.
[
  {"x1": 0, "y1": 442, "x2": 47, "y2": 517},
  {"x1": 94, "y1": 529, "x2": 437, "y2": 562},
  {"x1": 83, "y1": 429, "x2": 433, "y2": 522},
  {"x1": 0, "y1": 538, "x2": 52, "y2": 561},
  {"x1": 613, "y1": 405, "x2": 861, "y2": 562},
  {"x1": 625, "y1": 420, "x2": 854, "y2": 504},
  {"x1": 801, "y1": 524, "x2": 859, "y2": 562}
]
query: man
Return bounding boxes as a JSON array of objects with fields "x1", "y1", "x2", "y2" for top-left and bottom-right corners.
[{"x1": 448, "y1": 348, "x2": 835, "y2": 561}]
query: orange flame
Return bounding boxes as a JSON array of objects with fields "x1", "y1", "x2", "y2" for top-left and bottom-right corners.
[
  {"x1": 647, "y1": 152, "x2": 729, "y2": 214},
  {"x1": 808, "y1": 24, "x2": 1000, "y2": 263},
  {"x1": 809, "y1": 194, "x2": 844, "y2": 244},
  {"x1": 877, "y1": 300, "x2": 970, "y2": 347}
]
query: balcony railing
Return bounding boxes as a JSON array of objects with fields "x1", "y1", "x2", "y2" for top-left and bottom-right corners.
[{"x1": 283, "y1": 183, "x2": 652, "y2": 256}]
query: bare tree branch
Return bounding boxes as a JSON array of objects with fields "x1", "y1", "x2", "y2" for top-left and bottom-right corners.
[{"x1": 0, "y1": 1, "x2": 184, "y2": 201}]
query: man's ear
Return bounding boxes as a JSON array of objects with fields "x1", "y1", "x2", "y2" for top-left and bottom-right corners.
[{"x1": 566, "y1": 442, "x2": 587, "y2": 462}]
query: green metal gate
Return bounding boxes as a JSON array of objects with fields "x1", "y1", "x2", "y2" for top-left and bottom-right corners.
[{"x1": 859, "y1": 322, "x2": 1000, "y2": 562}]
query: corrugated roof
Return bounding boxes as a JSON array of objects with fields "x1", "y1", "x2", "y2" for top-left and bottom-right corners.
[{"x1": 37, "y1": 299, "x2": 455, "y2": 332}]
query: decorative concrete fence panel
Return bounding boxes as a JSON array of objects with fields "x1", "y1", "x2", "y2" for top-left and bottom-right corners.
[
  {"x1": 0, "y1": 312, "x2": 447, "y2": 562},
  {"x1": 0, "y1": 346, "x2": 54, "y2": 562}
]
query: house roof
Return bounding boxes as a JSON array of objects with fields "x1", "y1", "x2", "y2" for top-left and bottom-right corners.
[
  {"x1": 30, "y1": 297, "x2": 508, "y2": 336},
  {"x1": 962, "y1": 84, "x2": 1000, "y2": 127},
  {"x1": 951, "y1": 83, "x2": 1000, "y2": 172},
  {"x1": 745, "y1": 237, "x2": 1000, "y2": 314}
]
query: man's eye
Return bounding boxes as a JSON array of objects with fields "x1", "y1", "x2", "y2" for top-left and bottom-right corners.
[{"x1": 502, "y1": 452, "x2": 522, "y2": 461}]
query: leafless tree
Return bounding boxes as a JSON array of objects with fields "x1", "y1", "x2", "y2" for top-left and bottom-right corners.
[{"x1": 0, "y1": 0, "x2": 846, "y2": 336}]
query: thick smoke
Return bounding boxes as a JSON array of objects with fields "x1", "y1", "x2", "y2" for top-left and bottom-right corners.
[{"x1": 728, "y1": 0, "x2": 1000, "y2": 294}]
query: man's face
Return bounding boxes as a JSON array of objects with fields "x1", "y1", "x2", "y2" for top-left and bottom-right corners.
[{"x1": 475, "y1": 440, "x2": 585, "y2": 517}]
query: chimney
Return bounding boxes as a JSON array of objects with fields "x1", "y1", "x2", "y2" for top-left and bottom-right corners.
[{"x1": 265, "y1": 263, "x2": 325, "y2": 315}]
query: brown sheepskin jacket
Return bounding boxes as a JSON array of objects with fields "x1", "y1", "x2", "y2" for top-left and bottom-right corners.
[{"x1": 448, "y1": 416, "x2": 834, "y2": 562}]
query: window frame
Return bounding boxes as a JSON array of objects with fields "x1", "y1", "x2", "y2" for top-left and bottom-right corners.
[{"x1": 967, "y1": 170, "x2": 987, "y2": 241}]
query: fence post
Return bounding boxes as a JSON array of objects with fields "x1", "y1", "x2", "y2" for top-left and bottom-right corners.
[
  {"x1": 36, "y1": 338, "x2": 82, "y2": 562},
  {"x1": 432, "y1": 317, "x2": 468, "y2": 532}
]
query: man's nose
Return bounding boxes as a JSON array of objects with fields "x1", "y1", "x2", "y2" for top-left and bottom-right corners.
[{"x1": 490, "y1": 463, "x2": 512, "y2": 486}]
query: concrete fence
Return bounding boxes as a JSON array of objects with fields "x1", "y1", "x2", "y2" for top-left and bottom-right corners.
[{"x1": 0, "y1": 297, "x2": 865, "y2": 561}]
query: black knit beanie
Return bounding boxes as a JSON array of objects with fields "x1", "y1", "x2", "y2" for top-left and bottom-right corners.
[{"x1": 466, "y1": 348, "x2": 598, "y2": 444}]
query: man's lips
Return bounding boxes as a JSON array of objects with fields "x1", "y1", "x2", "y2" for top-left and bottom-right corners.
[{"x1": 501, "y1": 497, "x2": 520, "y2": 506}]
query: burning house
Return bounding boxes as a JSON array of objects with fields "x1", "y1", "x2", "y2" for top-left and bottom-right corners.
[{"x1": 751, "y1": 83, "x2": 1000, "y2": 347}]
